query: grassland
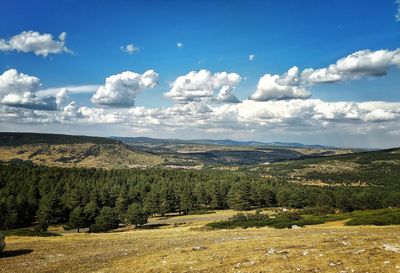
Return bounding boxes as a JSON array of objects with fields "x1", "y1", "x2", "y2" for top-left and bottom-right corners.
[{"x1": 1, "y1": 210, "x2": 400, "y2": 273}]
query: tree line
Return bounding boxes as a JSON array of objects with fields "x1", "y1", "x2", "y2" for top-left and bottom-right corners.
[{"x1": 0, "y1": 161, "x2": 399, "y2": 232}]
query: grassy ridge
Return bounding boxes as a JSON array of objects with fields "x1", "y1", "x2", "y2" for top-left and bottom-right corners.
[{"x1": 0, "y1": 132, "x2": 119, "y2": 146}]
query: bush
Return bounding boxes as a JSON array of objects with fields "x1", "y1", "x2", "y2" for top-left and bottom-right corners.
[
  {"x1": 345, "y1": 209, "x2": 400, "y2": 226},
  {"x1": 302, "y1": 206, "x2": 335, "y2": 215}
]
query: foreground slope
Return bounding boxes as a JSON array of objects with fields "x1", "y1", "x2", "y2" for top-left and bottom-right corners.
[{"x1": 1, "y1": 222, "x2": 399, "y2": 273}]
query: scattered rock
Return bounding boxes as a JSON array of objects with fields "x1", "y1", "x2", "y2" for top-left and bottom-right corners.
[
  {"x1": 302, "y1": 250, "x2": 309, "y2": 256},
  {"x1": 192, "y1": 245, "x2": 208, "y2": 251},
  {"x1": 292, "y1": 225, "x2": 302, "y2": 229},
  {"x1": 354, "y1": 249, "x2": 366, "y2": 255},
  {"x1": 267, "y1": 248, "x2": 275, "y2": 255},
  {"x1": 341, "y1": 241, "x2": 351, "y2": 246},
  {"x1": 233, "y1": 262, "x2": 241, "y2": 269},
  {"x1": 276, "y1": 250, "x2": 289, "y2": 255},
  {"x1": 383, "y1": 244, "x2": 400, "y2": 253}
]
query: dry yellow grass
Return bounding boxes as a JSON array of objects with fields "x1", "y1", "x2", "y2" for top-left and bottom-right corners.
[{"x1": 1, "y1": 212, "x2": 399, "y2": 273}]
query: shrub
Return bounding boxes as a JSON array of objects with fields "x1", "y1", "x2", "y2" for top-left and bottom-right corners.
[{"x1": 345, "y1": 209, "x2": 400, "y2": 226}]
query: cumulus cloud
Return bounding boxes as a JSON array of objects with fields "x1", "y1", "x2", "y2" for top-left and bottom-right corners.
[
  {"x1": 177, "y1": 42, "x2": 184, "y2": 48},
  {"x1": 302, "y1": 49, "x2": 400, "y2": 83},
  {"x1": 0, "y1": 69, "x2": 69, "y2": 110},
  {"x1": 0, "y1": 69, "x2": 41, "y2": 95},
  {"x1": 1, "y1": 92, "x2": 57, "y2": 111},
  {"x1": 250, "y1": 49, "x2": 400, "y2": 101},
  {"x1": 0, "y1": 31, "x2": 71, "y2": 57},
  {"x1": 0, "y1": 69, "x2": 50, "y2": 110},
  {"x1": 249, "y1": 54, "x2": 255, "y2": 61},
  {"x1": 120, "y1": 44, "x2": 139, "y2": 54},
  {"x1": 91, "y1": 70, "x2": 159, "y2": 107},
  {"x1": 165, "y1": 70, "x2": 241, "y2": 103},
  {"x1": 250, "y1": 66, "x2": 311, "y2": 101}
]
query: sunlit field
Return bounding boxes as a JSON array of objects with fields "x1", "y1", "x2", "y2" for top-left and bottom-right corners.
[{"x1": 1, "y1": 210, "x2": 400, "y2": 273}]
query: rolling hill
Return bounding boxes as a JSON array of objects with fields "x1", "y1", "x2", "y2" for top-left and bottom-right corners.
[
  {"x1": 0, "y1": 132, "x2": 163, "y2": 168},
  {"x1": 256, "y1": 147, "x2": 400, "y2": 187}
]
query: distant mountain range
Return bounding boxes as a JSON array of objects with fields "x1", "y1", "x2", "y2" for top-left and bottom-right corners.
[{"x1": 111, "y1": 136, "x2": 337, "y2": 149}]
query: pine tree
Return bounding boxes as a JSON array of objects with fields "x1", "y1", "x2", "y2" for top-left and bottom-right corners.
[
  {"x1": 68, "y1": 206, "x2": 85, "y2": 232},
  {"x1": 126, "y1": 203, "x2": 148, "y2": 228},
  {"x1": 180, "y1": 185, "x2": 195, "y2": 215},
  {"x1": 91, "y1": 206, "x2": 119, "y2": 232},
  {"x1": 227, "y1": 182, "x2": 251, "y2": 210},
  {"x1": 83, "y1": 201, "x2": 98, "y2": 232}
]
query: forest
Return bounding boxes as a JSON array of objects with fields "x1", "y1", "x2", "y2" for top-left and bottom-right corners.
[{"x1": 0, "y1": 160, "x2": 399, "y2": 233}]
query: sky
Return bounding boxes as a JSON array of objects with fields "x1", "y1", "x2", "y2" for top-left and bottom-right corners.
[{"x1": 0, "y1": 0, "x2": 400, "y2": 148}]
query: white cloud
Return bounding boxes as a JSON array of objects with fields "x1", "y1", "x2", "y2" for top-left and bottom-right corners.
[
  {"x1": 120, "y1": 43, "x2": 139, "y2": 54},
  {"x1": 165, "y1": 70, "x2": 241, "y2": 103},
  {"x1": 250, "y1": 66, "x2": 311, "y2": 101},
  {"x1": 91, "y1": 70, "x2": 159, "y2": 107},
  {"x1": 55, "y1": 88, "x2": 69, "y2": 106},
  {"x1": 1, "y1": 92, "x2": 57, "y2": 111},
  {"x1": 302, "y1": 49, "x2": 400, "y2": 83},
  {"x1": 396, "y1": 0, "x2": 400, "y2": 21},
  {"x1": 0, "y1": 69, "x2": 41, "y2": 95},
  {"x1": 0, "y1": 69, "x2": 71, "y2": 110},
  {"x1": 37, "y1": 85, "x2": 100, "y2": 97},
  {"x1": 250, "y1": 49, "x2": 400, "y2": 101},
  {"x1": 0, "y1": 31, "x2": 71, "y2": 57},
  {"x1": 177, "y1": 42, "x2": 184, "y2": 48},
  {"x1": 249, "y1": 54, "x2": 255, "y2": 61}
]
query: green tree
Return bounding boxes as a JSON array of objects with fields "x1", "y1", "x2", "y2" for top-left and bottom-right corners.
[
  {"x1": 180, "y1": 185, "x2": 195, "y2": 215},
  {"x1": 227, "y1": 182, "x2": 251, "y2": 210},
  {"x1": 143, "y1": 188, "x2": 160, "y2": 216},
  {"x1": 91, "y1": 206, "x2": 119, "y2": 233},
  {"x1": 67, "y1": 206, "x2": 85, "y2": 232},
  {"x1": 83, "y1": 201, "x2": 98, "y2": 232},
  {"x1": 126, "y1": 203, "x2": 148, "y2": 228}
]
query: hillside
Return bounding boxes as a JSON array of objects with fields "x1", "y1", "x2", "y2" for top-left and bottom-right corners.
[
  {"x1": 0, "y1": 133, "x2": 163, "y2": 168},
  {"x1": 257, "y1": 147, "x2": 400, "y2": 187},
  {"x1": 0, "y1": 132, "x2": 119, "y2": 146}
]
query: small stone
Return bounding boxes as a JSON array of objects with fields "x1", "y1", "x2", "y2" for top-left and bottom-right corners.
[
  {"x1": 383, "y1": 244, "x2": 400, "y2": 253},
  {"x1": 192, "y1": 245, "x2": 208, "y2": 251}
]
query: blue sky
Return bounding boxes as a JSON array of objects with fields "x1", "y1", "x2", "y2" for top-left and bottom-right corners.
[{"x1": 0, "y1": 0, "x2": 400, "y2": 147}]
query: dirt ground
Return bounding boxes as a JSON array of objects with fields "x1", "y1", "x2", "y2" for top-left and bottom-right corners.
[{"x1": 1, "y1": 213, "x2": 399, "y2": 273}]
